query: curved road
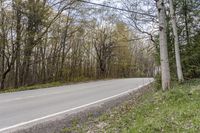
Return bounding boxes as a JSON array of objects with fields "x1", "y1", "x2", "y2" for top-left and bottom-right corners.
[{"x1": 0, "y1": 78, "x2": 153, "y2": 132}]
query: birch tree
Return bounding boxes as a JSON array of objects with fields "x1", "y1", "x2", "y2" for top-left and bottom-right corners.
[
  {"x1": 156, "y1": 0, "x2": 171, "y2": 90},
  {"x1": 169, "y1": 0, "x2": 184, "y2": 82}
]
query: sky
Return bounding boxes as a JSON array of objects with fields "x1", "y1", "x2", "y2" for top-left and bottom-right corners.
[{"x1": 92, "y1": 0, "x2": 106, "y2": 3}]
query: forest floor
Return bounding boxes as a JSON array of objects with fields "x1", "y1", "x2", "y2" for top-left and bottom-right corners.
[{"x1": 61, "y1": 79, "x2": 200, "y2": 133}]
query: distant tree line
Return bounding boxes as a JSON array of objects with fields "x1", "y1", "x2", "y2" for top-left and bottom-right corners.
[{"x1": 0, "y1": 0, "x2": 154, "y2": 89}]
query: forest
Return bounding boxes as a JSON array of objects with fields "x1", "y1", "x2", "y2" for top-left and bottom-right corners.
[
  {"x1": 0, "y1": 0, "x2": 155, "y2": 90},
  {"x1": 0, "y1": 0, "x2": 199, "y2": 90}
]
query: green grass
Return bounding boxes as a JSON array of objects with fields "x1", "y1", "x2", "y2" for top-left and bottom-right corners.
[
  {"x1": 0, "y1": 77, "x2": 112, "y2": 93},
  {"x1": 0, "y1": 82, "x2": 64, "y2": 93},
  {"x1": 0, "y1": 77, "x2": 95, "y2": 93},
  {"x1": 65, "y1": 79, "x2": 200, "y2": 133},
  {"x1": 125, "y1": 80, "x2": 200, "y2": 133},
  {"x1": 107, "y1": 79, "x2": 200, "y2": 133}
]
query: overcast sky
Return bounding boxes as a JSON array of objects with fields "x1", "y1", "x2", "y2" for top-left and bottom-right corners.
[{"x1": 92, "y1": 0, "x2": 105, "y2": 3}]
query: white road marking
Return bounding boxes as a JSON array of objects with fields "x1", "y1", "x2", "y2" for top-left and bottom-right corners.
[{"x1": 0, "y1": 81, "x2": 153, "y2": 132}]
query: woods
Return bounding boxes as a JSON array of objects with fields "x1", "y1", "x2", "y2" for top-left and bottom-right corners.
[
  {"x1": 0, "y1": 1, "x2": 200, "y2": 133},
  {"x1": 0, "y1": 0, "x2": 154, "y2": 89},
  {"x1": 0, "y1": 0, "x2": 199, "y2": 90}
]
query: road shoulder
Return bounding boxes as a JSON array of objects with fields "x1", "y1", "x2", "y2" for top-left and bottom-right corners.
[{"x1": 9, "y1": 83, "x2": 153, "y2": 133}]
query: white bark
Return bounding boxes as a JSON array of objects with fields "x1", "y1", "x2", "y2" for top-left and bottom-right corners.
[
  {"x1": 169, "y1": 0, "x2": 184, "y2": 82},
  {"x1": 156, "y1": 0, "x2": 171, "y2": 90}
]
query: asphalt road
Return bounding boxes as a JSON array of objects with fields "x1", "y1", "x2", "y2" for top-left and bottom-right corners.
[{"x1": 0, "y1": 78, "x2": 153, "y2": 132}]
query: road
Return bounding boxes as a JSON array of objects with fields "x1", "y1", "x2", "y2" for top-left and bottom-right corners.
[{"x1": 0, "y1": 78, "x2": 153, "y2": 132}]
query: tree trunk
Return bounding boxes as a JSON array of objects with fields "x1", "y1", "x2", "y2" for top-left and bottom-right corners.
[
  {"x1": 0, "y1": 67, "x2": 11, "y2": 89},
  {"x1": 14, "y1": 0, "x2": 22, "y2": 88},
  {"x1": 184, "y1": 0, "x2": 190, "y2": 44},
  {"x1": 0, "y1": 2, "x2": 6, "y2": 89},
  {"x1": 169, "y1": 0, "x2": 184, "y2": 82},
  {"x1": 156, "y1": 0, "x2": 171, "y2": 91}
]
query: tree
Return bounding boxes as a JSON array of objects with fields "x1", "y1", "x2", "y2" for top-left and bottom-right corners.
[
  {"x1": 156, "y1": 0, "x2": 171, "y2": 90},
  {"x1": 0, "y1": 0, "x2": 156, "y2": 90},
  {"x1": 0, "y1": 0, "x2": 16, "y2": 89},
  {"x1": 169, "y1": 0, "x2": 184, "y2": 82}
]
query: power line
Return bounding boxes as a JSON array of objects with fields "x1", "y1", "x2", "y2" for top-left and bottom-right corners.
[{"x1": 78, "y1": 0, "x2": 156, "y2": 18}]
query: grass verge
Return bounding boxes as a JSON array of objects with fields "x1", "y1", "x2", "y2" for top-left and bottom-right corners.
[
  {"x1": 62, "y1": 79, "x2": 200, "y2": 133},
  {"x1": 0, "y1": 82, "x2": 64, "y2": 94},
  {"x1": 0, "y1": 77, "x2": 103, "y2": 93}
]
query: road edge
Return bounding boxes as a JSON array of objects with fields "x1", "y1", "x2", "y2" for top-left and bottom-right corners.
[{"x1": 4, "y1": 81, "x2": 154, "y2": 133}]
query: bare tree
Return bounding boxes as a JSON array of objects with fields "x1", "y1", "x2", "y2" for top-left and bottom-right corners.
[
  {"x1": 169, "y1": 0, "x2": 184, "y2": 82},
  {"x1": 0, "y1": 0, "x2": 156, "y2": 90},
  {"x1": 156, "y1": 0, "x2": 171, "y2": 90}
]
